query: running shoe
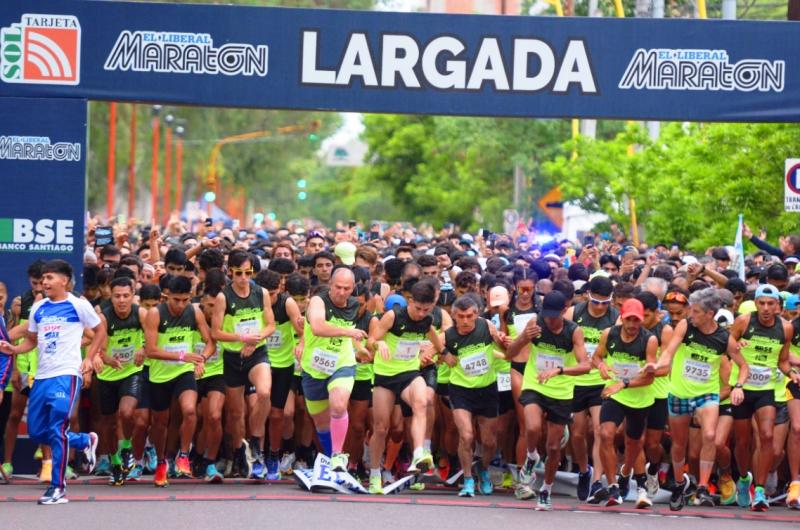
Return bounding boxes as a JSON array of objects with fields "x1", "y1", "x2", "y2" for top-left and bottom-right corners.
[
  {"x1": 502, "y1": 471, "x2": 514, "y2": 489},
  {"x1": 1, "y1": 462, "x2": 13, "y2": 478},
  {"x1": 175, "y1": 455, "x2": 193, "y2": 478},
  {"x1": 645, "y1": 468, "x2": 660, "y2": 498},
  {"x1": 120, "y1": 448, "x2": 135, "y2": 474},
  {"x1": 696, "y1": 485, "x2": 715, "y2": 507},
  {"x1": 266, "y1": 455, "x2": 280, "y2": 480},
  {"x1": 751, "y1": 485, "x2": 769, "y2": 512},
  {"x1": 204, "y1": 463, "x2": 224, "y2": 484},
  {"x1": 787, "y1": 480, "x2": 800, "y2": 509},
  {"x1": 408, "y1": 451, "x2": 434, "y2": 474},
  {"x1": 618, "y1": 468, "x2": 632, "y2": 500},
  {"x1": 279, "y1": 452, "x2": 296, "y2": 475},
  {"x1": 587, "y1": 481, "x2": 608, "y2": 504},
  {"x1": 635, "y1": 487, "x2": 653, "y2": 509},
  {"x1": 94, "y1": 455, "x2": 111, "y2": 477},
  {"x1": 518, "y1": 454, "x2": 539, "y2": 486},
  {"x1": 458, "y1": 476, "x2": 475, "y2": 497},
  {"x1": 39, "y1": 460, "x2": 52, "y2": 483},
  {"x1": 251, "y1": 449, "x2": 267, "y2": 480},
  {"x1": 154, "y1": 462, "x2": 169, "y2": 487},
  {"x1": 606, "y1": 484, "x2": 623, "y2": 507},
  {"x1": 736, "y1": 472, "x2": 753, "y2": 508},
  {"x1": 669, "y1": 474, "x2": 690, "y2": 512},
  {"x1": 38, "y1": 486, "x2": 68, "y2": 505},
  {"x1": 65, "y1": 465, "x2": 78, "y2": 481},
  {"x1": 109, "y1": 465, "x2": 125, "y2": 487},
  {"x1": 369, "y1": 475, "x2": 384, "y2": 495},
  {"x1": 331, "y1": 452, "x2": 349, "y2": 473},
  {"x1": 145, "y1": 446, "x2": 158, "y2": 473},
  {"x1": 577, "y1": 465, "x2": 592, "y2": 501},
  {"x1": 765, "y1": 472, "x2": 778, "y2": 498},
  {"x1": 127, "y1": 464, "x2": 143, "y2": 481},
  {"x1": 84, "y1": 432, "x2": 99, "y2": 475},
  {"x1": 237, "y1": 441, "x2": 253, "y2": 479},
  {"x1": 479, "y1": 469, "x2": 493, "y2": 495},
  {"x1": 536, "y1": 489, "x2": 552, "y2": 511},
  {"x1": 718, "y1": 472, "x2": 736, "y2": 505},
  {"x1": 515, "y1": 483, "x2": 536, "y2": 500}
]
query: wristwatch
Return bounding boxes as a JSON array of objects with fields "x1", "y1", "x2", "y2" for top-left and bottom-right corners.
[
  {"x1": 734, "y1": 383, "x2": 743, "y2": 389},
  {"x1": 622, "y1": 378, "x2": 630, "y2": 388},
  {"x1": 557, "y1": 366, "x2": 564, "y2": 375}
]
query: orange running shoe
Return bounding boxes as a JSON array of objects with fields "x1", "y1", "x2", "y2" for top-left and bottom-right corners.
[
  {"x1": 154, "y1": 462, "x2": 169, "y2": 488},
  {"x1": 175, "y1": 455, "x2": 193, "y2": 478}
]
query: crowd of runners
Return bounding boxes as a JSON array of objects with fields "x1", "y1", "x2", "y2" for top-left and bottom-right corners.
[{"x1": 1, "y1": 217, "x2": 799, "y2": 511}]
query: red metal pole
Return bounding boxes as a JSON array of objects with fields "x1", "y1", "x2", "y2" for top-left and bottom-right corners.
[
  {"x1": 163, "y1": 126, "x2": 172, "y2": 224},
  {"x1": 106, "y1": 102, "x2": 117, "y2": 221},
  {"x1": 175, "y1": 135, "x2": 183, "y2": 216},
  {"x1": 128, "y1": 104, "x2": 137, "y2": 219},
  {"x1": 150, "y1": 115, "x2": 160, "y2": 223}
]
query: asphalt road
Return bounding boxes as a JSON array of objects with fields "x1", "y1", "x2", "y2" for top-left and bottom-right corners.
[{"x1": 2, "y1": 477, "x2": 798, "y2": 530}]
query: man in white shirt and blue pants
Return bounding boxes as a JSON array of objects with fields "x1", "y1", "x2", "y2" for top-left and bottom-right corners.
[{"x1": 0, "y1": 259, "x2": 104, "y2": 504}]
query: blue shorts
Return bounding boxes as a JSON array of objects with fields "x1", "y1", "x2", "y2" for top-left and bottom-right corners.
[
  {"x1": 0, "y1": 354, "x2": 11, "y2": 389},
  {"x1": 301, "y1": 365, "x2": 356, "y2": 402},
  {"x1": 668, "y1": 393, "x2": 719, "y2": 417}
]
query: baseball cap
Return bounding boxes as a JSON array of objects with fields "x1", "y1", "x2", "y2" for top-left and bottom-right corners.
[
  {"x1": 620, "y1": 298, "x2": 645, "y2": 321},
  {"x1": 755, "y1": 284, "x2": 780, "y2": 300},
  {"x1": 738, "y1": 300, "x2": 757, "y2": 314},
  {"x1": 786, "y1": 294, "x2": 800, "y2": 311},
  {"x1": 540, "y1": 291, "x2": 567, "y2": 318},
  {"x1": 488, "y1": 286, "x2": 510, "y2": 308},
  {"x1": 715, "y1": 308, "x2": 735, "y2": 328},
  {"x1": 384, "y1": 294, "x2": 408, "y2": 312},
  {"x1": 785, "y1": 255, "x2": 800, "y2": 265},
  {"x1": 711, "y1": 247, "x2": 731, "y2": 261},
  {"x1": 334, "y1": 242, "x2": 357, "y2": 266}
]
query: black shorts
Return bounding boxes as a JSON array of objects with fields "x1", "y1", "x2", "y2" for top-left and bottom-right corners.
[
  {"x1": 271, "y1": 365, "x2": 295, "y2": 409},
  {"x1": 421, "y1": 365, "x2": 438, "y2": 391},
  {"x1": 150, "y1": 371, "x2": 197, "y2": 412},
  {"x1": 245, "y1": 384, "x2": 256, "y2": 397},
  {"x1": 646, "y1": 397, "x2": 668, "y2": 431},
  {"x1": 732, "y1": 389, "x2": 775, "y2": 420},
  {"x1": 571, "y1": 384, "x2": 604, "y2": 413},
  {"x1": 223, "y1": 347, "x2": 269, "y2": 388},
  {"x1": 498, "y1": 391, "x2": 514, "y2": 415},
  {"x1": 719, "y1": 402, "x2": 733, "y2": 417},
  {"x1": 351, "y1": 379, "x2": 373, "y2": 402},
  {"x1": 375, "y1": 371, "x2": 422, "y2": 402},
  {"x1": 197, "y1": 375, "x2": 226, "y2": 399},
  {"x1": 519, "y1": 389, "x2": 572, "y2": 425},
  {"x1": 291, "y1": 374, "x2": 304, "y2": 396},
  {"x1": 137, "y1": 366, "x2": 151, "y2": 410},
  {"x1": 776, "y1": 402, "x2": 790, "y2": 426},
  {"x1": 511, "y1": 361, "x2": 526, "y2": 375},
  {"x1": 789, "y1": 382, "x2": 800, "y2": 400},
  {"x1": 600, "y1": 398, "x2": 650, "y2": 439},
  {"x1": 97, "y1": 372, "x2": 144, "y2": 415},
  {"x1": 449, "y1": 383, "x2": 498, "y2": 418}
]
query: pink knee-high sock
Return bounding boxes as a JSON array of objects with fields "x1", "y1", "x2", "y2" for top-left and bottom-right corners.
[{"x1": 330, "y1": 412, "x2": 349, "y2": 454}]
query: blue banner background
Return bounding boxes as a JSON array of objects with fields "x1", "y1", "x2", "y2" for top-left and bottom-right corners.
[{"x1": 0, "y1": 1, "x2": 798, "y2": 122}]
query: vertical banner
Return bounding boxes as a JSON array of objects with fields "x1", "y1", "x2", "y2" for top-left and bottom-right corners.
[
  {"x1": 786, "y1": 159, "x2": 800, "y2": 212},
  {"x1": 0, "y1": 97, "x2": 87, "y2": 301}
]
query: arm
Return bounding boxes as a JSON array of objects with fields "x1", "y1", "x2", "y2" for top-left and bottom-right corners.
[
  {"x1": 653, "y1": 324, "x2": 674, "y2": 377},
  {"x1": 591, "y1": 328, "x2": 612, "y2": 379},
  {"x1": 257, "y1": 287, "x2": 277, "y2": 341},
  {"x1": 700, "y1": 265, "x2": 728, "y2": 288},
  {"x1": 210, "y1": 292, "x2": 240, "y2": 343},
  {"x1": 366, "y1": 311, "x2": 395, "y2": 361},
  {"x1": 0, "y1": 330, "x2": 37, "y2": 356},
  {"x1": 651, "y1": 319, "x2": 688, "y2": 372},
  {"x1": 781, "y1": 321, "x2": 800, "y2": 386},
  {"x1": 748, "y1": 235, "x2": 784, "y2": 259},
  {"x1": 504, "y1": 318, "x2": 539, "y2": 360},
  {"x1": 488, "y1": 322, "x2": 507, "y2": 354},
  {"x1": 565, "y1": 326, "x2": 591, "y2": 376},
  {"x1": 719, "y1": 355, "x2": 733, "y2": 402},
  {"x1": 195, "y1": 307, "x2": 215, "y2": 361},
  {"x1": 726, "y1": 332, "x2": 749, "y2": 405},
  {"x1": 285, "y1": 298, "x2": 304, "y2": 335},
  {"x1": 307, "y1": 296, "x2": 364, "y2": 339},
  {"x1": 602, "y1": 335, "x2": 657, "y2": 398}
]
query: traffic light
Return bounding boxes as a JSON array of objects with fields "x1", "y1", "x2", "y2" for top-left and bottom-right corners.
[
  {"x1": 308, "y1": 120, "x2": 320, "y2": 143},
  {"x1": 298, "y1": 191, "x2": 307, "y2": 201},
  {"x1": 297, "y1": 179, "x2": 307, "y2": 189}
]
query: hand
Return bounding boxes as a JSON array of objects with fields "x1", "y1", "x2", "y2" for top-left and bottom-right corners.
[
  {"x1": 759, "y1": 228, "x2": 767, "y2": 240},
  {"x1": 737, "y1": 340, "x2": 749, "y2": 349},
  {"x1": 0, "y1": 340, "x2": 15, "y2": 355},
  {"x1": 524, "y1": 322, "x2": 542, "y2": 342},
  {"x1": 601, "y1": 382, "x2": 624, "y2": 398},
  {"x1": 419, "y1": 346, "x2": 434, "y2": 366},
  {"x1": 134, "y1": 349, "x2": 145, "y2": 367},
  {"x1": 443, "y1": 352, "x2": 457, "y2": 368},
  {"x1": 184, "y1": 352, "x2": 205, "y2": 365},
  {"x1": 742, "y1": 223, "x2": 753, "y2": 239},
  {"x1": 790, "y1": 371, "x2": 800, "y2": 386},
  {"x1": 356, "y1": 348, "x2": 371, "y2": 363},
  {"x1": 240, "y1": 344, "x2": 256, "y2": 358},
  {"x1": 646, "y1": 253, "x2": 658, "y2": 267},
  {"x1": 643, "y1": 362, "x2": 657, "y2": 375},
  {"x1": 294, "y1": 344, "x2": 304, "y2": 361},
  {"x1": 500, "y1": 334, "x2": 512, "y2": 349},
  {"x1": 81, "y1": 357, "x2": 96, "y2": 377},
  {"x1": 149, "y1": 228, "x2": 160, "y2": 242},
  {"x1": 82, "y1": 371, "x2": 92, "y2": 390},
  {"x1": 203, "y1": 237, "x2": 221, "y2": 249},
  {"x1": 598, "y1": 362, "x2": 611, "y2": 380},
  {"x1": 239, "y1": 333, "x2": 262, "y2": 346},
  {"x1": 377, "y1": 341, "x2": 391, "y2": 361},
  {"x1": 731, "y1": 387, "x2": 744, "y2": 406},
  {"x1": 194, "y1": 363, "x2": 205, "y2": 379},
  {"x1": 537, "y1": 369, "x2": 560, "y2": 384},
  {"x1": 348, "y1": 328, "x2": 368, "y2": 341}
]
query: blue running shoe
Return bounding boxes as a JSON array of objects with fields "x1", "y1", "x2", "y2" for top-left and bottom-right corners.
[
  {"x1": 145, "y1": 446, "x2": 158, "y2": 474},
  {"x1": 204, "y1": 463, "x2": 224, "y2": 484},
  {"x1": 458, "y1": 477, "x2": 475, "y2": 497},
  {"x1": 479, "y1": 469, "x2": 493, "y2": 495},
  {"x1": 127, "y1": 464, "x2": 143, "y2": 481},
  {"x1": 751, "y1": 485, "x2": 768, "y2": 512},
  {"x1": 94, "y1": 456, "x2": 111, "y2": 477},
  {"x1": 737, "y1": 472, "x2": 752, "y2": 508},
  {"x1": 577, "y1": 465, "x2": 592, "y2": 501},
  {"x1": 266, "y1": 455, "x2": 280, "y2": 481}
]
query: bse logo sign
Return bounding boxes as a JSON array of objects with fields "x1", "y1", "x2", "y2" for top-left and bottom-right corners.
[
  {"x1": 1, "y1": 14, "x2": 81, "y2": 86},
  {"x1": 0, "y1": 218, "x2": 75, "y2": 253}
]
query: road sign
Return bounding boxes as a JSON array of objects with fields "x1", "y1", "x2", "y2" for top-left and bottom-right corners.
[
  {"x1": 538, "y1": 187, "x2": 564, "y2": 229},
  {"x1": 786, "y1": 159, "x2": 800, "y2": 212}
]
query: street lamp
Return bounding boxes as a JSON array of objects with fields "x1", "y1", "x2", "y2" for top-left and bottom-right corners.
[
  {"x1": 151, "y1": 105, "x2": 162, "y2": 223},
  {"x1": 163, "y1": 114, "x2": 174, "y2": 224},
  {"x1": 174, "y1": 125, "x2": 185, "y2": 217}
]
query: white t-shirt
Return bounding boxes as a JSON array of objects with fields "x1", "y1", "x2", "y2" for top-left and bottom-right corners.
[{"x1": 28, "y1": 293, "x2": 101, "y2": 380}]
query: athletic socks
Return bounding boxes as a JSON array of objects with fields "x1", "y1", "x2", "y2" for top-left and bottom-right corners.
[
  {"x1": 413, "y1": 447, "x2": 424, "y2": 460},
  {"x1": 280, "y1": 438, "x2": 295, "y2": 455},
  {"x1": 634, "y1": 473, "x2": 647, "y2": 488},
  {"x1": 423, "y1": 439, "x2": 432, "y2": 452},
  {"x1": 317, "y1": 431, "x2": 333, "y2": 456},
  {"x1": 330, "y1": 412, "x2": 349, "y2": 454}
]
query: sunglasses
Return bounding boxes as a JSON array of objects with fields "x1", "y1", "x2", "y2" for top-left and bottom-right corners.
[
  {"x1": 292, "y1": 295, "x2": 308, "y2": 303},
  {"x1": 664, "y1": 291, "x2": 688, "y2": 305},
  {"x1": 517, "y1": 286, "x2": 534, "y2": 294},
  {"x1": 589, "y1": 296, "x2": 611, "y2": 305},
  {"x1": 231, "y1": 268, "x2": 254, "y2": 277}
]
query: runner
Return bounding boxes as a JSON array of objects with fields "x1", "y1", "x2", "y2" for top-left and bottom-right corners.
[
  {"x1": 211, "y1": 250, "x2": 276, "y2": 480},
  {"x1": 787, "y1": 304, "x2": 800, "y2": 509},
  {"x1": 0, "y1": 259, "x2": 102, "y2": 505},
  {"x1": 727, "y1": 284, "x2": 798, "y2": 511},
  {"x1": 144, "y1": 275, "x2": 212, "y2": 487},
  {"x1": 91, "y1": 277, "x2": 147, "y2": 486},
  {"x1": 506, "y1": 290, "x2": 590, "y2": 510},
  {"x1": 443, "y1": 294, "x2": 508, "y2": 497},
  {"x1": 366, "y1": 280, "x2": 443, "y2": 494},
  {"x1": 301, "y1": 267, "x2": 367, "y2": 472},
  {"x1": 645, "y1": 288, "x2": 749, "y2": 511},
  {"x1": 593, "y1": 299, "x2": 658, "y2": 508}
]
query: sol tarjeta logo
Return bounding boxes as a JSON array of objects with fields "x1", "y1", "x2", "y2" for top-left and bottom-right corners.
[{"x1": 1, "y1": 13, "x2": 81, "y2": 86}]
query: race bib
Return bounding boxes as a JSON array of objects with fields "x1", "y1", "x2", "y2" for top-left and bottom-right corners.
[
  {"x1": 612, "y1": 362, "x2": 640, "y2": 380},
  {"x1": 267, "y1": 331, "x2": 283, "y2": 349},
  {"x1": 535, "y1": 352, "x2": 564, "y2": 372},
  {"x1": 746, "y1": 365, "x2": 772, "y2": 388},
  {"x1": 311, "y1": 348, "x2": 338, "y2": 375},
  {"x1": 584, "y1": 342, "x2": 598, "y2": 358},
  {"x1": 395, "y1": 340, "x2": 421, "y2": 362},
  {"x1": 460, "y1": 352, "x2": 490, "y2": 377},
  {"x1": 111, "y1": 346, "x2": 134, "y2": 363},
  {"x1": 513, "y1": 313, "x2": 536, "y2": 334},
  {"x1": 235, "y1": 319, "x2": 260, "y2": 337},
  {"x1": 195, "y1": 342, "x2": 221, "y2": 363},
  {"x1": 682, "y1": 359, "x2": 710, "y2": 383},
  {"x1": 164, "y1": 343, "x2": 189, "y2": 365},
  {"x1": 497, "y1": 371, "x2": 511, "y2": 392}
]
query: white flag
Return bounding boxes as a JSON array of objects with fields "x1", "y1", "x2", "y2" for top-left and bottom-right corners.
[{"x1": 733, "y1": 214, "x2": 746, "y2": 280}]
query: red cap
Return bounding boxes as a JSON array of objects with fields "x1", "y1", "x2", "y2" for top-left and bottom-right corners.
[{"x1": 620, "y1": 299, "x2": 644, "y2": 321}]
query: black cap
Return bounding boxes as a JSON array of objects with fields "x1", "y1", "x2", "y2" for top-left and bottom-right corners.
[
  {"x1": 711, "y1": 247, "x2": 731, "y2": 261},
  {"x1": 540, "y1": 291, "x2": 567, "y2": 318},
  {"x1": 588, "y1": 275, "x2": 613, "y2": 297}
]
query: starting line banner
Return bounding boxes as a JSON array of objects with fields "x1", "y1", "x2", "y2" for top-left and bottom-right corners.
[{"x1": 0, "y1": 1, "x2": 799, "y2": 121}]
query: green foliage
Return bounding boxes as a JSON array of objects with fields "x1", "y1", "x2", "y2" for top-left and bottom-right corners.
[{"x1": 544, "y1": 122, "x2": 800, "y2": 251}]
